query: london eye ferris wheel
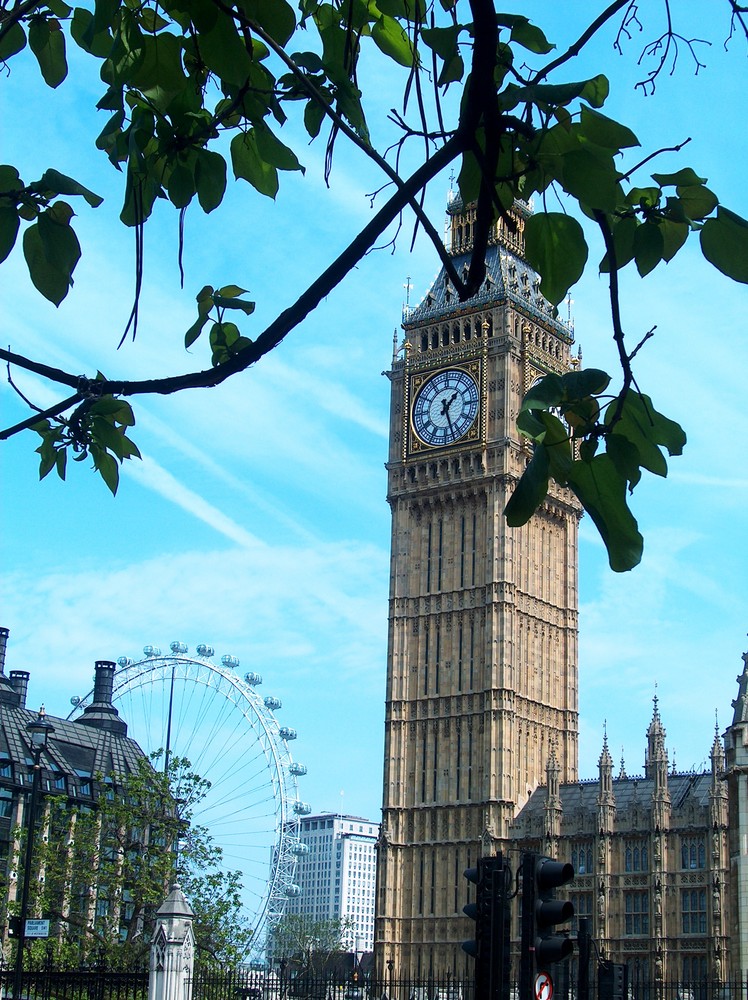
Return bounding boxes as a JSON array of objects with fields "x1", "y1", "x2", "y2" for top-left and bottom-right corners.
[{"x1": 68, "y1": 641, "x2": 310, "y2": 961}]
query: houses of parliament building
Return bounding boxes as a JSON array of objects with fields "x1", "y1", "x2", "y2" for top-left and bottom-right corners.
[{"x1": 373, "y1": 197, "x2": 747, "y2": 985}]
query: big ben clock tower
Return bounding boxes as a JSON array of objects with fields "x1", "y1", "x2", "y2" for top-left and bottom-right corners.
[{"x1": 374, "y1": 198, "x2": 581, "y2": 977}]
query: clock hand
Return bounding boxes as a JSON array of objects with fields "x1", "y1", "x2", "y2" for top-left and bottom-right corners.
[
  {"x1": 440, "y1": 391, "x2": 458, "y2": 416},
  {"x1": 440, "y1": 391, "x2": 459, "y2": 438}
]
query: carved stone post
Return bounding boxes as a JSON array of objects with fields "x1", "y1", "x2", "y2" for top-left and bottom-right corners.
[{"x1": 149, "y1": 885, "x2": 195, "y2": 1000}]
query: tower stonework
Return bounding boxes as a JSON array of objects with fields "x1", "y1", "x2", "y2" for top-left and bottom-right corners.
[{"x1": 374, "y1": 200, "x2": 581, "y2": 977}]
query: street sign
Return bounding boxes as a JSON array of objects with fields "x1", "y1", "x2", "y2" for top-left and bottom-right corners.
[
  {"x1": 534, "y1": 972, "x2": 553, "y2": 1000},
  {"x1": 25, "y1": 919, "x2": 50, "y2": 938}
]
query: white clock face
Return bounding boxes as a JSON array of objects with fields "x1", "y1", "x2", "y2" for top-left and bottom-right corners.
[{"x1": 412, "y1": 368, "x2": 480, "y2": 447}]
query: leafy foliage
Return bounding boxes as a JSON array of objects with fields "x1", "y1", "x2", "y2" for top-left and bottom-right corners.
[
  {"x1": 1, "y1": 0, "x2": 747, "y2": 567},
  {"x1": 15, "y1": 753, "x2": 253, "y2": 966},
  {"x1": 504, "y1": 370, "x2": 686, "y2": 571}
]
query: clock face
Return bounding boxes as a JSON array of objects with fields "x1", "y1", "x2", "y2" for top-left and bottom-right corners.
[{"x1": 412, "y1": 368, "x2": 480, "y2": 447}]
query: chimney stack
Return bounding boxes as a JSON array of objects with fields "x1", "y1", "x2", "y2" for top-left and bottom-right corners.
[
  {"x1": 76, "y1": 660, "x2": 127, "y2": 735},
  {"x1": 9, "y1": 671, "x2": 29, "y2": 709}
]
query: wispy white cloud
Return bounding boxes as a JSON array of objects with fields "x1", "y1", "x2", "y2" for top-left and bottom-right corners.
[{"x1": 124, "y1": 457, "x2": 263, "y2": 550}]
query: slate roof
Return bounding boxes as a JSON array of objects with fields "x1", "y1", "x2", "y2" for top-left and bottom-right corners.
[
  {"x1": 0, "y1": 674, "x2": 146, "y2": 790},
  {"x1": 514, "y1": 771, "x2": 714, "y2": 824}
]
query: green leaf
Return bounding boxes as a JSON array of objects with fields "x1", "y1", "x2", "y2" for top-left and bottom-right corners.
[
  {"x1": 212, "y1": 295, "x2": 255, "y2": 314},
  {"x1": 217, "y1": 284, "x2": 247, "y2": 297},
  {"x1": 0, "y1": 21, "x2": 27, "y2": 60},
  {"x1": 238, "y1": 0, "x2": 296, "y2": 46},
  {"x1": 560, "y1": 368, "x2": 611, "y2": 399},
  {"x1": 230, "y1": 131, "x2": 278, "y2": 198},
  {"x1": 138, "y1": 6, "x2": 169, "y2": 32},
  {"x1": 70, "y1": 7, "x2": 113, "y2": 57},
  {"x1": 93, "y1": 447, "x2": 120, "y2": 495},
  {"x1": 22, "y1": 207, "x2": 81, "y2": 305},
  {"x1": 599, "y1": 214, "x2": 636, "y2": 272},
  {"x1": 658, "y1": 218, "x2": 688, "y2": 263},
  {"x1": 92, "y1": 416, "x2": 129, "y2": 457},
  {"x1": 560, "y1": 148, "x2": 621, "y2": 212},
  {"x1": 185, "y1": 314, "x2": 208, "y2": 349},
  {"x1": 700, "y1": 207, "x2": 748, "y2": 283},
  {"x1": 520, "y1": 373, "x2": 564, "y2": 411},
  {"x1": 539, "y1": 413, "x2": 573, "y2": 482},
  {"x1": 304, "y1": 98, "x2": 326, "y2": 139},
  {"x1": 254, "y1": 123, "x2": 304, "y2": 173},
  {"x1": 508, "y1": 75, "x2": 608, "y2": 112},
  {"x1": 0, "y1": 208, "x2": 20, "y2": 264},
  {"x1": 633, "y1": 221, "x2": 663, "y2": 277},
  {"x1": 437, "y1": 49, "x2": 463, "y2": 85},
  {"x1": 28, "y1": 17, "x2": 68, "y2": 87},
  {"x1": 496, "y1": 14, "x2": 554, "y2": 55},
  {"x1": 567, "y1": 454, "x2": 643, "y2": 571},
  {"x1": 421, "y1": 24, "x2": 459, "y2": 59},
  {"x1": 578, "y1": 106, "x2": 639, "y2": 150},
  {"x1": 504, "y1": 443, "x2": 550, "y2": 526},
  {"x1": 605, "y1": 391, "x2": 685, "y2": 478},
  {"x1": 167, "y1": 160, "x2": 196, "y2": 209},
  {"x1": 677, "y1": 184, "x2": 718, "y2": 221},
  {"x1": 606, "y1": 432, "x2": 641, "y2": 490},
  {"x1": 524, "y1": 212, "x2": 588, "y2": 305},
  {"x1": 651, "y1": 168, "x2": 707, "y2": 188},
  {"x1": 371, "y1": 15, "x2": 415, "y2": 67},
  {"x1": 90, "y1": 396, "x2": 135, "y2": 426},
  {"x1": 197, "y1": 10, "x2": 253, "y2": 86},
  {"x1": 194, "y1": 150, "x2": 227, "y2": 212},
  {"x1": 627, "y1": 186, "x2": 660, "y2": 210},
  {"x1": 0, "y1": 164, "x2": 21, "y2": 189},
  {"x1": 457, "y1": 148, "x2": 482, "y2": 206},
  {"x1": 131, "y1": 32, "x2": 187, "y2": 105},
  {"x1": 34, "y1": 168, "x2": 104, "y2": 207}
]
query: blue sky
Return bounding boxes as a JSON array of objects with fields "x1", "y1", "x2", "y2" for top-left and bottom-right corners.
[{"x1": 1, "y1": 1, "x2": 746, "y2": 832}]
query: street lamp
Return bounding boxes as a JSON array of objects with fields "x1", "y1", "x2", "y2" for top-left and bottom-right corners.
[{"x1": 12, "y1": 708, "x2": 55, "y2": 1000}]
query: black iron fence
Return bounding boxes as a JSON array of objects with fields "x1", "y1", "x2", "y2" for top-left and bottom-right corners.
[
  {"x1": 0, "y1": 964, "x2": 149, "y2": 1000},
  {"x1": 186, "y1": 974, "x2": 748, "y2": 1000},
  {"x1": 1, "y1": 967, "x2": 748, "y2": 1000}
]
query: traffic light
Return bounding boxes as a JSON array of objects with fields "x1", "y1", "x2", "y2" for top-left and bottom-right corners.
[
  {"x1": 520, "y1": 852, "x2": 574, "y2": 981},
  {"x1": 7, "y1": 915, "x2": 21, "y2": 938},
  {"x1": 462, "y1": 854, "x2": 510, "y2": 1000}
]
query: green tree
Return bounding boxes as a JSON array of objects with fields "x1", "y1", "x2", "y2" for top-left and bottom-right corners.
[
  {"x1": 268, "y1": 913, "x2": 352, "y2": 976},
  {"x1": 16, "y1": 753, "x2": 253, "y2": 966},
  {"x1": 1, "y1": 0, "x2": 747, "y2": 568}
]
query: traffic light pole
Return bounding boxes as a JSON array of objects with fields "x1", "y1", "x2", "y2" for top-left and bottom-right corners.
[
  {"x1": 462, "y1": 854, "x2": 511, "y2": 1000},
  {"x1": 519, "y1": 854, "x2": 536, "y2": 1000}
]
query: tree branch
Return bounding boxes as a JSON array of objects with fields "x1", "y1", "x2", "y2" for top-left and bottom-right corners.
[
  {"x1": 530, "y1": 0, "x2": 632, "y2": 84},
  {"x1": 0, "y1": 134, "x2": 466, "y2": 431}
]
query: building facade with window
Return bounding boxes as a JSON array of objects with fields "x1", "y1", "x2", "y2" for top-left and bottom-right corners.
[
  {"x1": 0, "y1": 628, "x2": 149, "y2": 950},
  {"x1": 284, "y1": 813, "x2": 379, "y2": 952},
  {"x1": 508, "y1": 694, "x2": 731, "y2": 986}
]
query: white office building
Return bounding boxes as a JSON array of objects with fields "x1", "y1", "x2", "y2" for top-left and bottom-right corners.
[{"x1": 285, "y1": 812, "x2": 379, "y2": 951}]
